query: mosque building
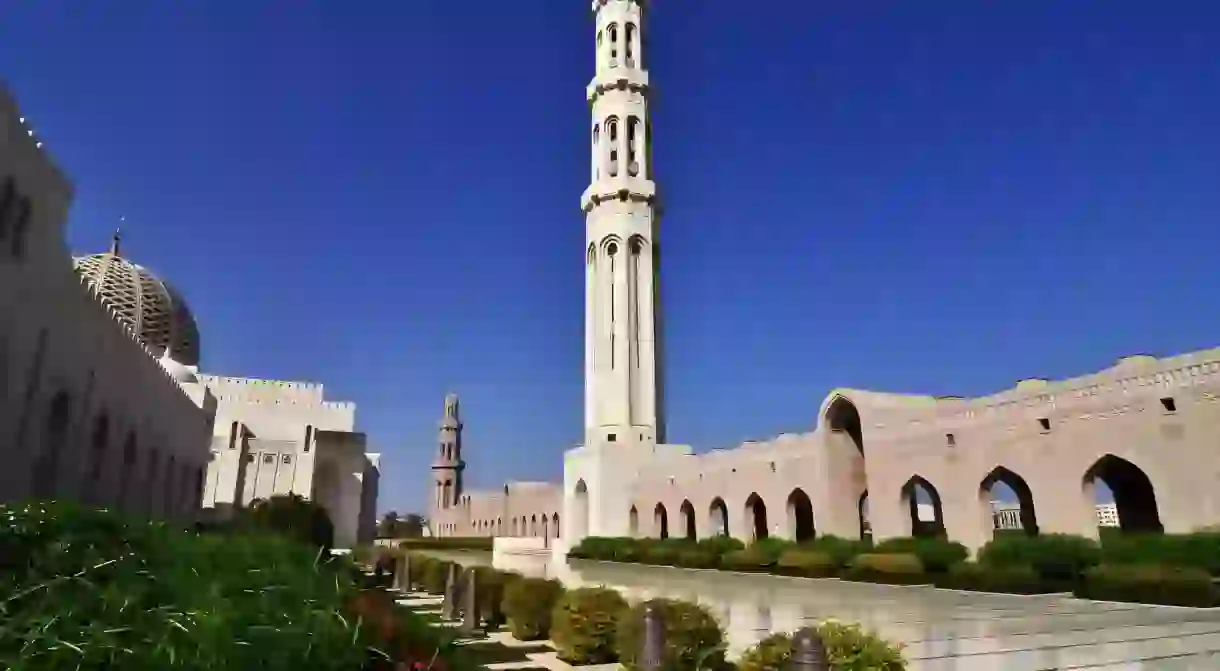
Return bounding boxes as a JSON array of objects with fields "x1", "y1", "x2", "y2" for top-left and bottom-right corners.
[
  {"x1": 1, "y1": 83, "x2": 379, "y2": 546},
  {"x1": 437, "y1": 0, "x2": 1220, "y2": 555}
]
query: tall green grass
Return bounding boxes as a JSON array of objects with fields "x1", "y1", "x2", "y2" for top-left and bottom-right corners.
[{"x1": 0, "y1": 501, "x2": 369, "y2": 670}]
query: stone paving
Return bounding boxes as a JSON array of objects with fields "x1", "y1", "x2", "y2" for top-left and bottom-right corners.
[{"x1": 560, "y1": 560, "x2": 1220, "y2": 670}]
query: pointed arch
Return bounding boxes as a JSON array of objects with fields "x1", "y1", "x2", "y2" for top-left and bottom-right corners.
[
  {"x1": 786, "y1": 488, "x2": 815, "y2": 542},
  {"x1": 745, "y1": 492, "x2": 768, "y2": 540},
  {"x1": 31, "y1": 390, "x2": 73, "y2": 499},
  {"x1": 1084, "y1": 454, "x2": 1162, "y2": 533},
  {"x1": 679, "y1": 499, "x2": 696, "y2": 540},
  {"x1": 653, "y1": 502, "x2": 668, "y2": 539},
  {"x1": 900, "y1": 475, "x2": 945, "y2": 538},
  {"x1": 980, "y1": 466, "x2": 1039, "y2": 537},
  {"x1": 709, "y1": 497, "x2": 729, "y2": 537},
  {"x1": 572, "y1": 479, "x2": 590, "y2": 542},
  {"x1": 628, "y1": 505, "x2": 640, "y2": 536},
  {"x1": 552, "y1": 512, "x2": 559, "y2": 538}
]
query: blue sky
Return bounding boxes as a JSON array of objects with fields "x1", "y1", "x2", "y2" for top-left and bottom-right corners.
[{"x1": 4, "y1": 1, "x2": 1216, "y2": 514}]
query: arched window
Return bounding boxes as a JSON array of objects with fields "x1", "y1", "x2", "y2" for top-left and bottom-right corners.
[
  {"x1": 606, "y1": 118, "x2": 619, "y2": 177},
  {"x1": 608, "y1": 23, "x2": 619, "y2": 65},
  {"x1": 552, "y1": 513, "x2": 559, "y2": 538},
  {"x1": 592, "y1": 123, "x2": 601, "y2": 181},
  {"x1": 625, "y1": 23, "x2": 636, "y2": 67},
  {"x1": 32, "y1": 391, "x2": 73, "y2": 499},
  {"x1": 119, "y1": 433, "x2": 138, "y2": 511},
  {"x1": 626, "y1": 117, "x2": 639, "y2": 176},
  {"x1": 87, "y1": 413, "x2": 110, "y2": 500}
]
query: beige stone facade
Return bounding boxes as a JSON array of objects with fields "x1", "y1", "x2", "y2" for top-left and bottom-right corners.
[
  {"x1": 427, "y1": 394, "x2": 561, "y2": 542},
  {"x1": 200, "y1": 375, "x2": 381, "y2": 548},
  {"x1": 594, "y1": 351, "x2": 1220, "y2": 555},
  {"x1": 0, "y1": 84, "x2": 216, "y2": 521}
]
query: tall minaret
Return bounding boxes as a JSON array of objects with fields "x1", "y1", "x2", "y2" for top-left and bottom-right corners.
[
  {"x1": 584, "y1": 0, "x2": 664, "y2": 446},
  {"x1": 430, "y1": 393, "x2": 464, "y2": 514}
]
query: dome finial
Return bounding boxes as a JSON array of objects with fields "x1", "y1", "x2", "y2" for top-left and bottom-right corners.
[{"x1": 110, "y1": 220, "x2": 123, "y2": 256}]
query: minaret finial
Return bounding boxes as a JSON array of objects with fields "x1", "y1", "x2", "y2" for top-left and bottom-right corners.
[{"x1": 110, "y1": 219, "x2": 123, "y2": 256}]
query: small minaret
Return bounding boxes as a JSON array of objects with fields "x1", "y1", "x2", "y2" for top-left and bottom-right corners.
[
  {"x1": 430, "y1": 393, "x2": 464, "y2": 515},
  {"x1": 584, "y1": 0, "x2": 665, "y2": 446}
]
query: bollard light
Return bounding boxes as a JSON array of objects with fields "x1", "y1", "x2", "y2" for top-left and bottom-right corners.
[
  {"x1": 460, "y1": 567, "x2": 481, "y2": 636},
  {"x1": 640, "y1": 602, "x2": 665, "y2": 671},
  {"x1": 787, "y1": 627, "x2": 830, "y2": 671}
]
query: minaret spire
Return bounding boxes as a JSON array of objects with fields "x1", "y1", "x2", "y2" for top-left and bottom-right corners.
[
  {"x1": 110, "y1": 224, "x2": 122, "y2": 256},
  {"x1": 583, "y1": 0, "x2": 665, "y2": 446}
]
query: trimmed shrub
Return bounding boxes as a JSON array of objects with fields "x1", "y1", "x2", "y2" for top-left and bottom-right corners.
[
  {"x1": 474, "y1": 567, "x2": 516, "y2": 628},
  {"x1": 675, "y1": 546, "x2": 721, "y2": 569},
  {"x1": 421, "y1": 558, "x2": 451, "y2": 594},
  {"x1": 873, "y1": 537, "x2": 967, "y2": 573},
  {"x1": 1100, "y1": 533, "x2": 1220, "y2": 576},
  {"x1": 502, "y1": 577, "x2": 565, "y2": 640},
  {"x1": 642, "y1": 544, "x2": 682, "y2": 566},
  {"x1": 978, "y1": 533, "x2": 1101, "y2": 582},
  {"x1": 245, "y1": 493, "x2": 335, "y2": 551},
  {"x1": 802, "y1": 535, "x2": 870, "y2": 569},
  {"x1": 550, "y1": 587, "x2": 629, "y2": 665},
  {"x1": 720, "y1": 546, "x2": 775, "y2": 572},
  {"x1": 407, "y1": 553, "x2": 436, "y2": 590},
  {"x1": 570, "y1": 536, "x2": 634, "y2": 561},
  {"x1": 1075, "y1": 565, "x2": 1220, "y2": 607},
  {"x1": 774, "y1": 549, "x2": 838, "y2": 578},
  {"x1": 737, "y1": 622, "x2": 906, "y2": 671},
  {"x1": 398, "y1": 537, "x2": 494, "y2": 551},
  {"x1": 616, "y1": 598, "x2": 726, "y2": 671},
  {"x1": 844, "y1": 553, "x2": 927, "y2": 585},
  {"x1": 752, "y1": 538, "x2": 797, "y2": 562},
  {"x1": 936, "y1": 562, "x2": 1051, "y2": 594},
  {"x1": 697, "y1": 535, "x2": 745, "y2": 556},
  {"x1": 614, "y1": 543, "x2": 646, "y2": 563}
]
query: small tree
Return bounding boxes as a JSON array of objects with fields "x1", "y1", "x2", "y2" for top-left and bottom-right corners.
[{"x1": 246, "y1": 494, "x2": 335, "y2": 551}]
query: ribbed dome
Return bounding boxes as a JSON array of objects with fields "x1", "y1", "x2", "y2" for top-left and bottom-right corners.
[{"x1": 73, "y1": 233, "x2": 201, "y2": 366}]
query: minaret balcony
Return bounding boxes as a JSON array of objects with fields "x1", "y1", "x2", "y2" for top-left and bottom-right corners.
[
  {"x1": 581, "y1": 178, "x2": 657, "y2": 213},
  {"x1": 587, "y1": 70, "x2": 650, "y2": 103}
]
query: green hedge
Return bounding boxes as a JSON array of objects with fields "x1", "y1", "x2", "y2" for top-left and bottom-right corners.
[
  {"x1": 934, "y1": 562, "x2": 1054, "y2": 595},
  {"x1": 843, "y1": 553, "x2": 928, "y2": 585},
  {"x1": 503, "y1": 577, "x2": 566, "y2": 640},
  {"x1": 872, "y1": 537, "x2": 967, "y2": 573},
  {"x1": 738, "y1": 622, "x2": 906, "y2": 671},
  {"x1": 978, "y1": 533, "x2": 1101, "y2": 582},
  {"x1": 1075, "y1": 565, "x2": 1220, "y2": 607},
  {"x1": 774, "y1": 549, "x2": 838, "y2": 578},
  {"x1": 1099, "y1": 533, "x2": 1220, "y2": 575},
  {"x1": 616, "y1": 598, "x2": 726, "y2": 671},
  {"x1": 398, "y1": 537, "x2": 494, "y2": 551},
  {"x1": 550, "y1": 587, "x2": 629, "y2": 665}
]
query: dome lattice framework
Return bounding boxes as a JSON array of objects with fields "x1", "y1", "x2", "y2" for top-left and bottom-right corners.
[{"x1": 73, "y1": 234, "x2": 201, "y2": 366}]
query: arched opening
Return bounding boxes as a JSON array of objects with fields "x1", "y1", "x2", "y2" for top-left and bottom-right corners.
[
  {"x1": 625, "y1": 22, "x2": 636, "y2": 66},
  {"x1": 87, "y1": 413, "x2": 110, "y2": 500},
  {"x1": 531, "y1": 514, "x2": 538, "y2": 537},
  {"x1": 31, "y1": 391, "x2": 72, "y2": 499},
  {"x1": 442, "y1": 481, "x2": 452, "y2": 509},
  {"x1": 653, "y1": 502, "x2": 669, "y2": 539},
  {"x1": 859, "y1": 491, "x2": 872, "y2": 541},
  {"x1": 119, "y1": 433, "x2": 138, "y2": 511},
  {"x1": 679, "y1": 499, "x2": 696, "y2": 540},
  {"x1": 552, "y1": 513, "x2": 559, "y2": 538},
  {"x1": 542, "y1": 513, "x2": 549, "y2": 540},
  {"x1": 745, "y1": 493, "x2": 768, "y2": 541},
  {"x1": 573, "y1": 479, "x2": 590, "y2": 542},
  {"x1": 606, "y1": 117, "x2": 620, "y2": 176},
  {"x1": 786, "y1": 488, "x2": 815, "y2": 542},
  {"x1": 511, "y1": 518, "x2": 519, "y2": 536},
  {"x1": 1084, "y1": 454, "x2": 1163, "y2": 534},
  {"x1": 824, "y1": 395, "x2": 868, "y2": 539},
  {"x1": 709, "y1": 497, "x2": 729, "y2": 537},
  {"x1": 628, "y1": 505, "x2": 639, "y2": 536},
  {"x1": 900, "y1": 476, "x2": 945, "y2": 538},
  {"x1": 980, "y1": 466, "x2": 1039, "y2": 537}
]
